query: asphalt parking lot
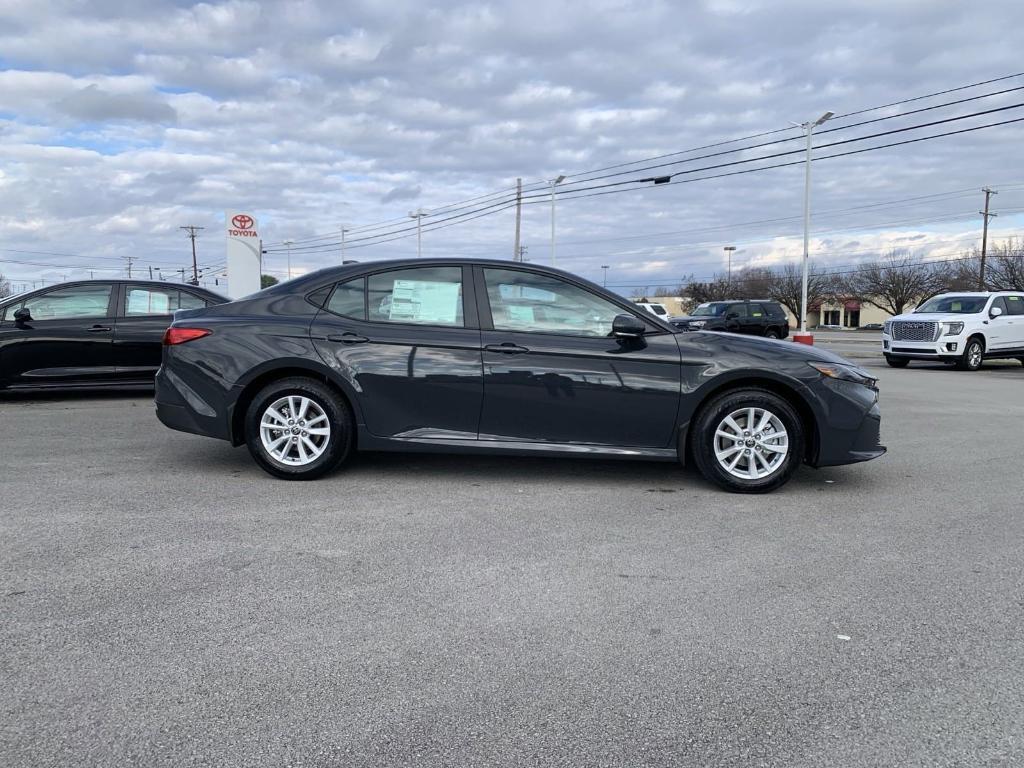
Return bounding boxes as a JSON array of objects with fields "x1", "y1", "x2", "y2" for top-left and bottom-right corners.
[{"x1": 2, "y1": 339, "x2": 1023, "y2": 767}]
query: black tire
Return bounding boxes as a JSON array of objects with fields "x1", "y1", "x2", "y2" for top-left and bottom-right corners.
[
  {"x1": 764, "y1": 328, "x2": 780, "y2": 339},
  {"x1": 885, "y1": 355, "x2": 910, "y2": 368},
  {"x1": 955, "y1": 337, "x2": 984, "y2": 371},
  {"x1": 244, "y1": 376, "x2": 353, "y2": 480},
  {"x1": 689, "y1": 388, "x2": 804, "y2": 494}
]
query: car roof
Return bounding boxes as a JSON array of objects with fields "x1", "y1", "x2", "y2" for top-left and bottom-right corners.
[{"x1": 0, "y1": 278, "x2": 225, "y2": 306}]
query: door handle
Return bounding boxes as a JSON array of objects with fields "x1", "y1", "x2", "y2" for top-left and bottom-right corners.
[
  {"x1": 326, "y1": 332, "x2": 369, "y2": 344},
  {"x1": 86, "y1": 325, "x2": 112, "y2": 333},
  {"x1": 484, "y1": 343, "x2": 530, "y2": 354}
]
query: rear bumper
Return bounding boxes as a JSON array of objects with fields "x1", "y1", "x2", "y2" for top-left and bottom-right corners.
[{"x1": 154, "y1": 365, "x2": 231, "y2": 441}]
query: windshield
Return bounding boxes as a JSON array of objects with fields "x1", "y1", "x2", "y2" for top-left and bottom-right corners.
[
  {"x1": 914, "y1": 296, "x2": 988, "y2": 314},
  {"x1": 691, "y1": 302, "x2": 730, "y2": 317}
]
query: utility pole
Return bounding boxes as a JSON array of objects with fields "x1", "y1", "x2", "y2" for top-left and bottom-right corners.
[
  {"x1": 340, "y1": 225, "x2": 349, "y2": 263},
  {"x1": 180, "y1": 225, "x2": 204, "y2": 285},
  {"x1": 124, "y1": 254, "x2": 135, "y2": 279},
  {"x1": 148, "y1": 265, "x2": 153, "y2": 280},
  {"x1": 978, "y1": 187, "x2": 998, "y2": 290},
  {"x1": 513, "y1": 177, "x2": 522, "y2": 261},
  {"x1": 517, "y1": 245, "x2": 528, "y2": 262},
  {"x1": 177, "y1": 268, "x2": 186, "y2": 283}
]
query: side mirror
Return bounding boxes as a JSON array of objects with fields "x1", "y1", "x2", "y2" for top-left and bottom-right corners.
[
  {"x1": 990, "y1": 306, "x2": 1004, "y2": 318},
  {"x1": 612, "y1": 313, "x2": 646, "y2": 339},
  {"x1": 13, "y1": 307, "x2": 31, "y2": 323}
]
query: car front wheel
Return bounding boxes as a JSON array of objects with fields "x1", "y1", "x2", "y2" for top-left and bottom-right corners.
[
  {"x1": 885, "y1": 355, "x2": 910, "y2": 368},
  {"x1": 689, "y1": 388, "x2": 804, "y2": 493},
  {"x1": 955, "y1": 338, "x2": 984, "y2": 371},
  {"x1": 244, "y1": 377, "x2": 353, "y2": 480}
]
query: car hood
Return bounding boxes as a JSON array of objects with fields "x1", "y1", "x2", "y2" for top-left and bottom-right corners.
[
  {"x1": 688, "y1": 329, "x2": 861, "y2": 368},
  {"x1": 890, "y1": 312, "x2": 980, "y2": 322},
  {"x1": 672, "y1": 314, "x2": 718, "y2": 323}
]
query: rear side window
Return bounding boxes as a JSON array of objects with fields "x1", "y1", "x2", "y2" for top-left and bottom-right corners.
[
  {"x1": 749, "y1": 304, "x2": 765, "y2": 319},
  {"x1": 1006, "y1": 295, "x2": 1024, "y2": 316},
  {"x1": 326, "y1": 278, "x2": 366, "y2": 319},
  {"x1": 367, "y1": 267, "x2": 464, "y2": 327},
  {"x1": 125, "y1": 286, "x2": 207, "y2": 316},
  {"x1": 763, "y1": 303, "x2": 787, "y2": 319}
]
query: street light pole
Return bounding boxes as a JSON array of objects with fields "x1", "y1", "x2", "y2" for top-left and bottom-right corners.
[
  {"x1": 409, "y1": 209, "x2": 427, "y2": 258},
  {"x1": 602, "y1": 265, "x2": 609, "y2": 287},
  {"x1": 340, "y1": 224, "x2": 349, "y2": 264},
  {"x1": 549, "y1": 175, "x2": 566, "y2": 266},
  {"x1": 723, "y1": 246, "x2": 737, "y2": 295},
  {"x1": 798, "y1": 111, "x2": 834, "y2": 336},
  {"x1": 284, "y1": 240, "x2": 293, "y2": 280}
]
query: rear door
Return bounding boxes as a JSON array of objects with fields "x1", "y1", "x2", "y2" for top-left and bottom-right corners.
[
  {"x1": 476, "y1": 266, "x2": 681, "y2": 448},
  {"x1": 310, "y1": 265, "x2": 484, "y2": 439},
  {"x1": 113, "y1": 283, "x2": 210, "y2": 379},
  {"x1": 0, "y1": 283, "x2": 118, "y2": 388},
  {"x1": 1004, "y1": 295, "x2": 1024, "y2": 350},
  {"x1": 744, "y1": 303, "x2": 769, "y2": 335}
]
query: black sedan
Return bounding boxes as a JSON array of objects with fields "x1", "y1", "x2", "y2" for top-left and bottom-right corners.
[
  {"x1": 0, "y1": 279, "x2": 225, "y2": 391},
  {"x1": 155, "y1": 259, "x2": 885, "y2": 493}
]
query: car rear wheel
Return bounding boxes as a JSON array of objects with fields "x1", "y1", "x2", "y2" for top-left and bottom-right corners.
[
  {"x1": 244, "y1": 377, "x2": 353, "y2": 480},
  {"x1": 955, "y1": 338, "x2": 984, "y2": 371},
  {"x1": 764, "y1": 328, "x2": 780, "y2": 339},
  {"x1": 689, "y1": 388, "x2": 804, "y2": 493},
  {"x1": 885, "y1": 355, "x2": 909, "y2": 368}
]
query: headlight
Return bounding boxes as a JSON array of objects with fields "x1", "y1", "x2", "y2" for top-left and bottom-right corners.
[
  {"x1": 808, "y1": 361, "x2": 877, "y2": 389},
  {"x1": 941, "y1": 321, "x2": 964, "y2": 336},
  {"x1": 883, "y1": 320, "x2": 892, "y2": 335}
]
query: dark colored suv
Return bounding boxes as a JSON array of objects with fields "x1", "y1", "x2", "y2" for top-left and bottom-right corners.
[{"x1": 671, "y1": 300, "x2": 790, "y2": 339}]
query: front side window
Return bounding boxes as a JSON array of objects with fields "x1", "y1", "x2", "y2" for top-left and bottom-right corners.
[
  {"x1": 367, "y1": 267, "x2": 464, "y2": 327},
  {"x1": 21, "y1": 284, "x2": 113, "y2": 320},
  {"x1": 915, "y1": 296, "x2": 988, "y2": 314},
  {"x1": 125, "y1": 286, "x2": 207, "y2": 316},
  {"x1": 484, "y1": 268, "x2": 628, "y2": 337}
]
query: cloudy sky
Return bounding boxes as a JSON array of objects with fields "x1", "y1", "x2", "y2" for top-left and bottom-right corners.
[{"x1": 1, "y1": 0, "x2": 1023, "y2": 295}]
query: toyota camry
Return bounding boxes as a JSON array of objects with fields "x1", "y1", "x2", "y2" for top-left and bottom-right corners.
[{"x1": 155, "y1": 259, "x2": 885, "y2": 493}]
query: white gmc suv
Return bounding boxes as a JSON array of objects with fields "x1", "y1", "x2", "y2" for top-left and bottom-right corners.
[{"x1": 882, "y1": 291, "x2": 1024, "y2": 370}]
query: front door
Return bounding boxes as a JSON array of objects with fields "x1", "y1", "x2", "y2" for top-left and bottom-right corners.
[
  {"x1": 0, "y1": 283, "x2": 118, "y2": 388},
  {"x1": 310, "y1": 265, "x2": 483, "y2": 439},
  {"x1": 1004, "y1": 295, "x2": 1024, "y2": 351},
  {"x1": 476, "y1": 266, "x2": 681, "y2": 448}
]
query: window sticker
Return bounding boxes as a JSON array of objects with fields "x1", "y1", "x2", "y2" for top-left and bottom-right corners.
[
  {"x1": 388, "y1": 280, "x2": 460, "y2": 324},
  {"x1": 951, "y1": 301, "x2": 963, "y2": 312},
  {"x1": 128, "y1": 289, "x2": 170, "y2": 314},
  {"x1": 506, "y1": 305, "x2": 536, "y2": 324}
]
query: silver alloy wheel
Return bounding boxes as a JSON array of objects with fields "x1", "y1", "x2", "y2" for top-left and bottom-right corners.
[
  {"x1": 713, "y1": 407, "x2": 789, "y2": 480},
  {"x1": 967, "y1": 341, "x2": 983, "y2": 368},
  {"x1": 259, "y1": 395, "x2": 331, "y2": 466}
]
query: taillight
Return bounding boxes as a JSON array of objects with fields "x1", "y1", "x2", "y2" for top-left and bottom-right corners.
[{"x1": 163, "y1": 327, "x2": 211, "y2": 345}]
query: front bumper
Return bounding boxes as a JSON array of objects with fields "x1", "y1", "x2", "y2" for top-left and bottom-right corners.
[
  {"x1": 882, "y1": 333, "x2": 965, "y2": 360},
  {"x1": 811, "y1": 378, "x2": 887, "y2": 467}
]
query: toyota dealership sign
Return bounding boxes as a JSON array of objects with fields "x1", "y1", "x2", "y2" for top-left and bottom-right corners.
[{"x1": 225, "y1": 210, "x2": 261, "y2": 298}]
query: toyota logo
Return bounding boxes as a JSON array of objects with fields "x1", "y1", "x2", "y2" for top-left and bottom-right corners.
[{"x1": 231, "y1": 214, "x2": 254, "y2": 230}]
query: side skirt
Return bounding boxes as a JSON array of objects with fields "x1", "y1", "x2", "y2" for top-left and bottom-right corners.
[{"x1": 357, "y1": 433, "x2": 679, "y2": 462}]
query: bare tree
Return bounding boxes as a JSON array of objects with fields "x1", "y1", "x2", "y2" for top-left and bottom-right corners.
[
  {"x1": 986, "y1": 238, "x2": 1024, "y2": 291},
  {"x1": 843, "y1": 250, "x2": 942, "y2": 316},
  {"x1": 682, "y1": 273, "x2": 732, "y2": 304},
  {"x1": 767, "y1": 262, "x2": 832, "y2": 319},
  {"x1": 0, "y1": 273, "x2": 11, "y2": 299}
]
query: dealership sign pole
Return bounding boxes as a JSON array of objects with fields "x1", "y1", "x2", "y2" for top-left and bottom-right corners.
[{"x1": 225, "y1": 211, "x2": 261, "y2": 299}]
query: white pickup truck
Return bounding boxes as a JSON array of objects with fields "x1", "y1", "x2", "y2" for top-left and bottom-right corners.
[{"x1": 882, "y1": 291, "x2": 1024, "y2": 370}]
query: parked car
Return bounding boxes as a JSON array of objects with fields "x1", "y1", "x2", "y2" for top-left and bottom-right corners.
[
  {"x1": 0, "y1": 279, "x2": 226, "y2": 391},
  {"x1": 634, "y1": 301, "x2": 673, "y2": 320},
  {"x1": 155, "y1": 259, "x2": 884, "y2": 493},
  {"x1": 882, "y1": 291, "x2": 1024, "y2": 370},
  {"x1": 860, "y1": 323, "x2": 884, "y2": 331},
  {"x1": 670, "y1": 300, "x2": 790, "y2": 339}
]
